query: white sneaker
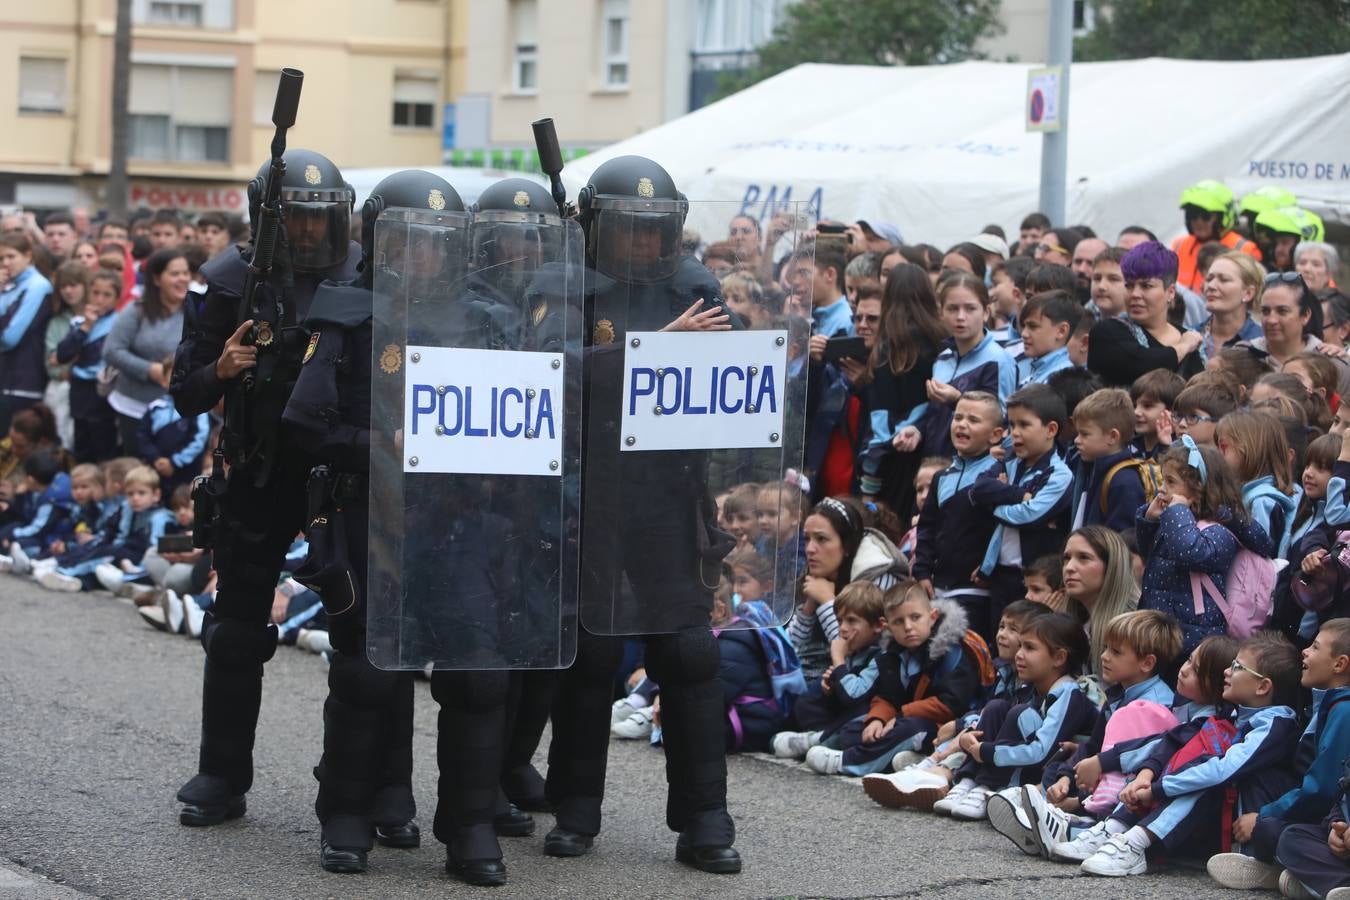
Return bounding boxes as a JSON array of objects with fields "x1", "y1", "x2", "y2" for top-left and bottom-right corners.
[
  {"x1": 1081, "y1": 834, "x2": 1148, "y2": 877},
  {"x1": 160, "y1": 589, "x2": 184, "y2": 634},
  {"x1": 94, "y1": 563, "x2": 123, "y2": 593},
  {"x1": 0, "y1": 554, "x2": 13, "y2": 573},
  {"x1": 180, "y1": 592, "x2": 206, "y2": 639},
  {"x1": 138, "y1": 604, "x2": 168, "y2": 631},
  {"x1": 296, "y1": 628, "x2": 334, "y2": 654},
  {"x1": 987, "y1": 787, "x2": 1038, "y2": 855},
  {"x1": 10, "y1": 544, "x2": 31, "y2": 575},
  {"x1": 1280, "y1": 869, "x2": 1316, "y2": 899},
  {"x1": 770, "y1": 730, "x2": 821, "y2": 759},
  {"x1": 932, "y1": 778, "x2": 977, "y2": 816},
  {"x1": 610, "y1": 697, "x2": 644, "y2": 726},
  {"x1": 39, "y1": 571, "x2": 82, "y2": 592},
  {"x1": 1207, "y1": 853, "x2": 1281, "y2": 890},
  {"x1": 891, "y1": 750, "x2": 927, "y2": 772},
  {"x1": 1022, "y1": 785, "x2": 1077, "y2": 860},
  {"x1": 862, "y1": 768, "x2": 950, "y2": 810},
  {"x1": 948, "y1": 785, "x2": 992, "y2": 821},
  {"x1": 1052, "y1": 821, "x2": 1114, "y2": 862},
  {"x1": 32, "y1": 557, "x2": 57, "y2": 576},
  {"x1": 611, "y1": 707, "x2": 655, "y2": 740},
  {"x1": 804, "y1": 745, "x2": 843, "y2": 775}
]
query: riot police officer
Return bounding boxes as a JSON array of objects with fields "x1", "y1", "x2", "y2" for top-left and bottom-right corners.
[
  {"x1": 542, "y1": 155, "x2": 743, "y2": 873},
  {"x1": 171, "y1": 148, "x2": 365, "y2": 826},
  {"x1": 281, "y1": 169, "x2": 456, "y2": 873}
]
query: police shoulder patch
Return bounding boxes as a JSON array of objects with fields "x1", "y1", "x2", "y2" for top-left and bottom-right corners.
[{"x1": 303, "y1": 331, "x2": 321, "y2": 364}]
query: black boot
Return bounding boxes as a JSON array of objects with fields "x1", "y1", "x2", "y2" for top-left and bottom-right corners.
[
  {"x1": 320, "y1": 841, "x2": 368, "y2": 874},
  {"x1": 543, "y1": 826, "x2": 594, "y2": 857},
  {"x1": 676, "y1": 833, "x2": 742, "y2": 874},
  {"x1": 446, "y1": 853, "x2": 507, "y2": 887},
  {"x1": 493, "y1": 804, "x2": 535, "y2": 838},
  {"x1": 177, "y1": 774, "x2": 246, "y2": 827},
  {"x1": 374, "y1": 821, "x2": 421, "y2": 848}
]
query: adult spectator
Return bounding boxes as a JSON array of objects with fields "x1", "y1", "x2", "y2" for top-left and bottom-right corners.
[
  {"x1": 850, "y1": 220, "x2": 903, "y2": 255},
  {"x1": 0, "y1": 405, "x2": 68, "y2": 497},
  {"x1": 1060, "y1": 526, "x2": 1140, "y2": 679},
  {"x1": 1087, "y1": 241, "x2": 1203, "y2": 386},
  {"x1": 148, "y1": 210, "x2": 181, "y2": 251},
  {"x1": 1199, "y1": 251, "x2": 1264, "y2": 360},
  {"x1": 102, "y1": 248, "x2": 189, "y2": 451},
  {"x1": 1070, "y1": 237, "x2": 1109, "y2": 303},
  {"x1": 42, "y1": 212, "x2": 77, "y2": 262},
  {"x1": 1322, "y1": 290, "x2": 1350, "y2": 351},
  {"x1": 196, "y1": 212, "x2": 231, "y2": 259},
  {"x1": 1117, "y1": 226, "x2": 1157, "y2": 250},
  {"x1": 701, "y1": 241, "x2": 737, "y2": 280},
  {"x1": 1296, "y1": 242, "x2": 1339, "y2": 294},
  {"x1": 968, "y1": 233, "x2": 1009, "y2": 272},
  {"x1": 726, "y1": 214, "x2": 763, "y2": 269},
  {"x1": 1033, "y1": 227, "x2": 1080, "y2": 267},
  {"x1": 98, "y1": 220, "x2": 129, "y2": 247},
  {"x1": 844, "y1": 252, "x2": 880, "y2": 307},
  {"x1": 70, "y1": 208, "x2": 92, "y2": 240},
  {"x1": 1239, "y1": 273, "x2": 1350, "y2": 394},
  {"x1": 1015, "y1": 212, "x2": 1052, "y2": 256},
  {"x1": 1171, "y1": 179, "x2": 1261, "y2": 292},
  {"x1": 0, "y1": 234, "x2": 54, "y2": 432}
]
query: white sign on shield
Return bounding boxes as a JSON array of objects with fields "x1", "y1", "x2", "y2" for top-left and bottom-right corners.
[
  {"x1": 402, "y1": 346, "x2": 564, "y2": 476},
  {"x1": 620, "y1": 330, "x2": 789, "y2": 452}
]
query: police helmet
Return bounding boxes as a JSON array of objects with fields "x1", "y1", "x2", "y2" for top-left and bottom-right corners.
[
  {"x1": 364, "y1": 170, "x2": 465, "y2": 289},
  {"x1": 249, "y1": 148, "x2": 354, "y2": 272},
  {"x1": 577, "y1": 155, "x2": 688, "y2": 283},
  {"x1": 1179, "y1": 179, "x2": 1237, "y2": 234}
]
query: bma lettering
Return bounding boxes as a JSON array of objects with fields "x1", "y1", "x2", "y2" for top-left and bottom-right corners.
[{"x1": 628, "y1": 365, "x2": 777, "y2": 416}]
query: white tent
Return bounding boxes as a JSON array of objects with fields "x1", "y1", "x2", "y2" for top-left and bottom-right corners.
[{"x1": 561, "y1": 55, "x2": 1350, "y2": 249}]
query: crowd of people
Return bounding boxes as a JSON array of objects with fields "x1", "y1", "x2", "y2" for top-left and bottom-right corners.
[{"x1": 4, "y1": 176, "x2": 1350, "y2": 894}]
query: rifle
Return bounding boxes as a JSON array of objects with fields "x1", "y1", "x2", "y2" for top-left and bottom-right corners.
[
  {"x1": 222, "y1": 67, "x2": 302, "y2": 478},
  {"x1": 531, "y1": 118, "x2": 570, "y2": 218}
]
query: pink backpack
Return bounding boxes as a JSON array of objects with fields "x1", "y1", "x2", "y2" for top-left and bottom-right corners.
[
  {"x1": 1084, "y1": 699, "x2": 1179, "y2": 816},
  {"x1": 1191, "y1": 520, "x2": 1276, "y2": 639}
]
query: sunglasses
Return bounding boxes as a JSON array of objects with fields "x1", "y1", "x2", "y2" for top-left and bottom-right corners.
[
  {"x1": 1036, "y1": 242, "x2": 1069, "y2": 257},
  {"x1": 1264, "y1": 271, "x2": 1305, "y2": 287},
  {"x1": 852, "y1": 313, "x2": 880, "y2": 324},
  {"x1": 1228, "y1": 658, "x2": 1267, "y2": 680}
]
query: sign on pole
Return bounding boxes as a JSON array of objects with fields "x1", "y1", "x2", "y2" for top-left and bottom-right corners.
[{"x1": 1027, "y1": 66, "x2": 1063, "y2": 133}]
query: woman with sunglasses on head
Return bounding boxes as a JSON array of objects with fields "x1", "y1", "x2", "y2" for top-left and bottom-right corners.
[{"x1": 1237, "y1": 271, "x2": 1350, "y2": 396}]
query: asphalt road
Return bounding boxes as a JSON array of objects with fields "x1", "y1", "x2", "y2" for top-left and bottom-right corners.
[{"x1": 0, "y1": 577, "x2": 1252, "y2": 899}]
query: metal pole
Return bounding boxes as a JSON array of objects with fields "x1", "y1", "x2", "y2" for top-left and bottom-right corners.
[{"x1": 1039, "y1": 0, "x2": 1073, "y2": 225}]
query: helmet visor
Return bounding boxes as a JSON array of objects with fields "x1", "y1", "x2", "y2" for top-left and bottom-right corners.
[
  {"x1": 471, "y1": 210, "x2": 565, "y2": 298},
  {"x1": 588, "y1": 206, "x2": 685, "y2": 284},
  {"x1": 285, "y1": 199, "x2": 351, "y2": 271}
]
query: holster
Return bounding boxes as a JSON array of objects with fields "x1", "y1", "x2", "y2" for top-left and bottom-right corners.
[
  {"x1": 190, "y1": 449, "x2": 229, "y2": 551},
  {"x1": 292, "y1": 465, "x2": 362, "y2": 619}
]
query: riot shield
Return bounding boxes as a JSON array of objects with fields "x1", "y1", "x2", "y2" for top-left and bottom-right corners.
[
  {"x1": 579, "y1": 199, "x2": 813, "y2": 635},
  {"x1": 367, "y1": 206, "x2": 583, "y2": 669}
]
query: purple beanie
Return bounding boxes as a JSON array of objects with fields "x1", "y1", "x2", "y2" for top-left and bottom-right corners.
[{"x1": 1120, "y1": 241, "x2": 1179, "y2": 283}]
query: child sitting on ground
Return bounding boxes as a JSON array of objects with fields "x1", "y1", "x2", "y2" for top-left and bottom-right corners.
[
  {"x1": 1060, "y1": 630, "x2": 1303, "y2": 878},
  {"x1": 136, "y1": 377, "x2": 210, "y2": 497},
  {"x1": 989, "y1": 609, "x2": 1182, "y2": 856},
  {"x1": 771, "y1": 581, "x2": 886, "y2": 760},
  {"x1": 1024, "y1": 555, "x2": 1067, "y2": 613},
  {"x1": 0, "y1": 450, "x2": 74, "y2": 572},
  {"x1": 1207, "y1": 619, "x2": 1350, "y2": 890},
  {"x1": 805, "y1": 581, "x2": 992, "y2": 777}
]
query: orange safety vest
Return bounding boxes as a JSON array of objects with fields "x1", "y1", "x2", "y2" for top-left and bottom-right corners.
[{"x1": 1172, "y1": 231, "x2": 1263, "y2": 293}]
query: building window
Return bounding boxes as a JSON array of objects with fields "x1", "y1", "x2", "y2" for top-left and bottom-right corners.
[
  {"x1": 147, "y1": 1, "x2": 203, "y2": 25},
  {"x1": 1073, "y1": 0, "x2": 1096, "y2": 33},
  {"x1": 601, "y1": 0, "x2": 629, "y2": 88},
  {"x1": 129, "y1": 64, "x2": 233, "y2": 162},
  {"x1": 393, "y1": 74, "x2": 437, "y2": 129},
  {"x1": 253, "y1": 70, "x2": 281, "y2": 126},
  {"x1": 510, "y1": 0, "x2": 538, "y2": 92},
  {"x1": 18, "y1": 57, "x2": 67, "y2": 114},
  {"x1": 134, "y1": 0, "x2": 233, "y2": 28}
]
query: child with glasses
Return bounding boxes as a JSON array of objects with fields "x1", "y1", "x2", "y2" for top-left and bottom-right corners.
[
  {"x1": 1172, "y1": 377, "x2": 1241, "y2": 447},
  {"x1": 1068, "y1": 630, "x2": 1303, "y2": 878}
]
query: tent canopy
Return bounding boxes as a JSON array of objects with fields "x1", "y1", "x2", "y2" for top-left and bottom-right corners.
[{"x1": 561, "y1": 56, "x2": 1350, "y2": 249}]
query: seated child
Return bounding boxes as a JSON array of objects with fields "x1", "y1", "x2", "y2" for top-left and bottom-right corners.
[
  {"x1": 930, "y1": 612, "x2": 1098, "y2": 821},
  {"x1": 989, "y1": 609, "x2": 1181, "y2": 855},
  {"x1": 1059, "y1": 631, "x2": 1303, "y2": 878},
  {"x1": 0, "y1": 450, "x2": 74, "y2": 571},
  {"x1": 1207, "y1": 619, "x2": 1350, "y2": 890},
  {"x1": 771, "y1": 581, "x2": 885, "y2": 759},
  {"x1": 721, "y1": 483, "x2": 760, "y2": 551},
  {"x1": 1130, "y1": 369, "x2": 1186, "y2": 460},
  {"x1": 755, "y1": 480, "x2": 807, "y2": 594},
  {"x1": 712, "y1": 569, "x2": 802, "y2": 754},
  {"x1": 805, "y1": 581, "x2": 991, "y2": 777},
  {"x1": 971, "y1": 384, "x2": 1072, "y2": 635},
  {"x1": 1136, "y1": 437, "x2": 1274, "y2": 654},
  {"x1": 1274, "y1": 782, "x2": 1350, "y2": 899},
  {"x1": 1070, "y1": 388, "x2": 1147, "y2": 534},
  {"x1": 1024, "y1": 555, "x2": 1067, "y2": 613},
  {"x1": 136, "y1": 389, "x2": 210, "y2": 498},
  {"x1": 37, "y1": 465, "x2": 176, "y2": 593}
]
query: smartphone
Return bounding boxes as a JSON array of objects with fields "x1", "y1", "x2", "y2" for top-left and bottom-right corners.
[
  {"x1": 823, "y1": 335, "x2": 868, "y2": 362},
  {"x1": 158, "y1": 534, "x2": 194, "y2": 553},
  {"x1": 816, "y1": 223, "x2": 847, "y2": 235}
]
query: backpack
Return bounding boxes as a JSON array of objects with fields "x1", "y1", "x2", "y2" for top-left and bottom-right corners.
[
  {"x1": 1161, "y1": 715, "x2": 1241, "y2": 851},
  {"x1": 1099, "y1": 458, "x2": 1164, "y2": 516},
  {"x1": 1191, "y1": 519, "x2": 1277, "y2": 638},
  {"x1": 915, "y1": 629, "x2": 998, "y2": 713}
]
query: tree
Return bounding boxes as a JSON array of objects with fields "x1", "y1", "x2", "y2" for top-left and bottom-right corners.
[
  {"x1": 714, "y1": 0, "x2": 1004, "y2": 99},
  {"x1": 1076, "y1": 0, "x2": 1350, "y2": 61},
  {"x1": 106, "y1": 0, "x2": 133, "y2": 217}
]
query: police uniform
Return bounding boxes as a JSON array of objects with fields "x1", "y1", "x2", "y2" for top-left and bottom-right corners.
[
  {"x1": 171, "y1": 149, "x2": 364, "y2": 826},
  {"x1": 542, "y1": 156, "x2": 742, "y2": 873}
]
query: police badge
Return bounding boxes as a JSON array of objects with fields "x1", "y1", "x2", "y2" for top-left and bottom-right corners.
[
  {"x1": 303, "y1": 331, "x2": 320, "y2": 364},
  {"x1": 593, "y1": 319, "x2": 615, "y2": 344},
  {"x1": 637, "y1": 178, "x2": 655, "y2": 199},
  {"x1": 255, "y1": 321, "x2": 275, "y2": 347},
  {"x1": 379, "y1": 344, "x2": 403, "y2": 375},
  {"x1": 304, "y1": 164, "x2": 322, "y2": 185},
  {"x1": 513, "y1": 190, "x2": 531, "y2": 208},
  {"x1": 428, "y1": 189, "x2": 446, "y2": 210}
]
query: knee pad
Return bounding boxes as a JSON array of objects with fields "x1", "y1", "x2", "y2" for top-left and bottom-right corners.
[
  {"x1": 431, "y1": 670, "x2": 511, "y2": 710},
  {"x1": 645, "y1": 626, "x2": 719, "y2": 686},
  {"x1": 328, "y1": 651, "x2": 402, "y2": 708},
  {"x1": 201, "y1": 613, "x2": 278, "y2": 668}
]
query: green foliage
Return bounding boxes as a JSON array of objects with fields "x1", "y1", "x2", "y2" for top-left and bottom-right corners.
[
  {"x1": 1076, "y1": 0, "x2": 1350, "y2": 61},
  {"x1": 714, "y1": 0, "x2": 1004, "y2": 99}
]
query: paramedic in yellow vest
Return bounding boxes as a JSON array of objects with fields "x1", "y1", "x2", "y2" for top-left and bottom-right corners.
[{"x1": 1171, "y1": 180, "x2": 1262, "y2": 292}]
